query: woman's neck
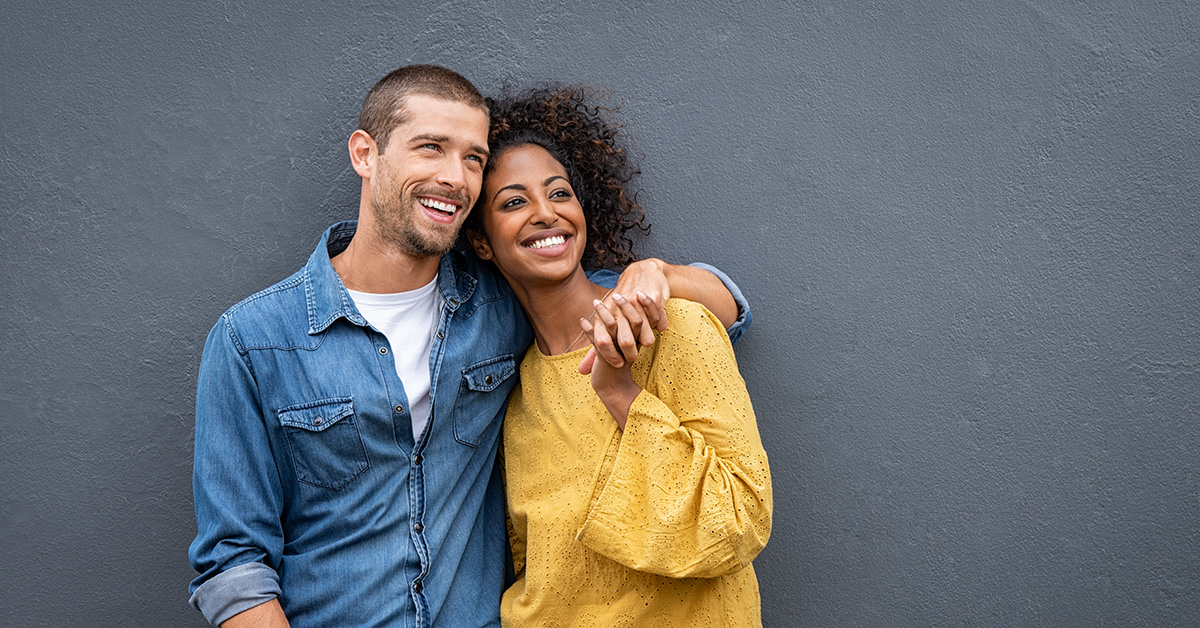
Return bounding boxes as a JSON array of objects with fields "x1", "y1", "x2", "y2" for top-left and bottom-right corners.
[{"x1": 510, "y1": 270, "x2": 611, "y2": 356}]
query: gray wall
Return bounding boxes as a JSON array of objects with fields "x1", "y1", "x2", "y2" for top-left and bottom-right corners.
[{"x1": 2, "y1": 1, "x2": 1197, "y2": 626}]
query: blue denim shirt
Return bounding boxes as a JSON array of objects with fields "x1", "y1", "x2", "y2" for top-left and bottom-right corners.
[{"x1": 189, "y1": 221, "x2": 751, "y2": 628}]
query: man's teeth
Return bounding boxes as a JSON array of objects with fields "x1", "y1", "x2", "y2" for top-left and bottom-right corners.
[
  {"x1": 419, "y1": 198, "x2": 458, "y2": 214},
  {"x1": 527, "y1": 235, "x2": 566, "y2": 249}
]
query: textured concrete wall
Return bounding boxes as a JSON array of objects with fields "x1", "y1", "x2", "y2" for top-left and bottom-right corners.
[{"x1": 2, "y1": 1, "x2": 1198, "y2": 626}]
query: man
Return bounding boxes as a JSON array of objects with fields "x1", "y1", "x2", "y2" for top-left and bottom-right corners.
[{"x1": 188, "y1": 65, "x2": 750, "y2": 628}]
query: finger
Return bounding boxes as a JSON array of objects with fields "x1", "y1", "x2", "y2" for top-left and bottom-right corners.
[
  {"x1": 585, "y1": 307, "x2": 624, "y2": 368},
  {"x1": 611, "y1": 292, "x2": 655, "y2": 347},
  {"x1": 611, "y1": 304, "x2": 639, "y2": 363},
  {"x1": 637, "y1": 291, "x2": 669, "y2": 331},
  {"x1": 578, "y1": 347, "x2": 597, "y2": 375}
]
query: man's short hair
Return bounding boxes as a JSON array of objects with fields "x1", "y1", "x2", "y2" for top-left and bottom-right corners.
[{"x1": 358, "y1": 64, "x2": 487, "y2": 152}]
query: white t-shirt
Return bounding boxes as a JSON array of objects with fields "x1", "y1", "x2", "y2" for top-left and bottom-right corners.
[{"x1": 346, "y1": 277, "x2": 439, "y2": 441}]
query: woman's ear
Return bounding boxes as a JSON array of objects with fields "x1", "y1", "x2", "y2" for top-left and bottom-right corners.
[{"x1": 467, "y1": 228, "x2": 493, "y2": 260}]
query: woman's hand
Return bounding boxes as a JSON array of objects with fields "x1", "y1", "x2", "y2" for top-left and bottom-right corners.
[
  {"x1": 578, "y1": 290, "x2": 665, "y2": 375},
  {"x1": 579, "y1": 308, "x2": 642, "y2": 429}
]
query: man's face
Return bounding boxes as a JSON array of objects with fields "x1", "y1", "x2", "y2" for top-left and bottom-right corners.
[{"x1": 368, "y1": 94, "x2": 490, "y2": 259}]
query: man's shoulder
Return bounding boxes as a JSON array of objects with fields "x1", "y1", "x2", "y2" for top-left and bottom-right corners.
[
  {"x1": 212, "y1": 267, "x2": 313, "y2": 350},
  {"x1": 445, "y1": 248, "x2": 512, "y2": 303}
]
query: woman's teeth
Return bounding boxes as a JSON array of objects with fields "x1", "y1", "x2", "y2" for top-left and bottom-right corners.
[{"x1": 526, "y1": 235, "x2": 566, "y2": 249}]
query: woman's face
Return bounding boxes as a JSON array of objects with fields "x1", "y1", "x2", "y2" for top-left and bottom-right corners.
[{"x1": 473, "y1": 143, "x2": 588, "y2": 287}]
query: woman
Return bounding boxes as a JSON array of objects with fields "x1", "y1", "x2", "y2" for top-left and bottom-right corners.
[{"x1": 467, "y1": 86, "x2": 772, "y2": 627}]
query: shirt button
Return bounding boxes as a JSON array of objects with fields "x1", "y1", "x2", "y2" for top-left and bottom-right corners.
[
  {"x1": 394, "y1": 404, "x2": 404, "y2": 414},
  {"x1": 313, "y1": 416, "x2": 323, "y2": 426},
  {"x1": 413, "y1": 580, "x2": 423, "y2": 592},
  {"x1": 413, "y1": 454, "x2": 423, "y2": 465},
  {"x1": 436, "y1": 330, "x2": 445, "y2": 340},
  {"x1": 484, "y1": 375, "x2": 493, "y2": 386},
  {"x1": 448, "y1": 298, "x2": 458, "y2": 306},
  {"x1": 379, "y1": 346, "x2": 388, "y2": 355},
  {"x1": 413, "y1": 522, "x2": 424, "y2": 533}
]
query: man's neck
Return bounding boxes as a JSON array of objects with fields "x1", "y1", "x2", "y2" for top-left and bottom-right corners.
[{"x1": 331, "y1": 226, "x2": 441, "y2": 294}]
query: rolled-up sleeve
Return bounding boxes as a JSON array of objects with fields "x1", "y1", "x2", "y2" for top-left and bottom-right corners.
[{"x1": 687, "y1": 262, "x2": 752, "y2": 344}]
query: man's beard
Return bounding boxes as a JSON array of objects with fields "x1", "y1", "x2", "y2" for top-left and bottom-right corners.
[{"x1": 372, "y1": 186, "x2": 466, "y2": 259}]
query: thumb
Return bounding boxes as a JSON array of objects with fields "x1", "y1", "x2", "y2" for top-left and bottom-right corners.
[{"x1": 578, "y1": 348, "x2": 597, "y2": 375}]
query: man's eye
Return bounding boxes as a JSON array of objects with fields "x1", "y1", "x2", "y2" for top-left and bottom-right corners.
[
  {"x1": 466, "y1": 154, "x2": 484, "y2": 163},
  {"x1": 420, "y1": 143, "x2": 439, "y2": 151}
]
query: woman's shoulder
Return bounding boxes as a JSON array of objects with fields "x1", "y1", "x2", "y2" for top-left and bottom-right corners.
[{"x1": 661, "y1": 298, "x2": 730, "y2": 347}]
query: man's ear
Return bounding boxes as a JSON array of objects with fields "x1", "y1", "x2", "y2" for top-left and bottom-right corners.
[
  {"x1": 467, "y1": 228, "x2": 493, "y2": 260},
  {"x1": 348, "y1": 130, "x2": 377, "y2": 178}
]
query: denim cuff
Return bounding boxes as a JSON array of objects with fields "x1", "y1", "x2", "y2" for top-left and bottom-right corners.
[
  {"x1": 688, "y1": 262, "x2": 752, "y2": 345},
  {"x1": 190, "y1": 561, "x2": 282, "y2": 626}
]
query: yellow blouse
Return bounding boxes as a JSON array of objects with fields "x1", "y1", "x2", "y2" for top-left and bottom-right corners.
[{"x1": 501, "y1": 299, "x2": 772, "y2": 627}]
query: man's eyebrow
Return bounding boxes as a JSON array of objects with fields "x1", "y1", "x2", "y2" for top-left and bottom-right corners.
[
  {"x1": 410, "y1": 133, "x2": 450, "y2": 143},
  {"x1": 409, "y1": 134, "x2": 489, "y2": 159}
]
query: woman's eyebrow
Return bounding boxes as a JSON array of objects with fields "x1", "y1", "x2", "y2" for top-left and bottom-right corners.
[{"x1": 492, "y1": 183, "x2": 527, "y2": 202}]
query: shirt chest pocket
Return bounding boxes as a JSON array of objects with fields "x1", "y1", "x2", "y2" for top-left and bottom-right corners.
[
  {"x1": 453, "y1": 355, "x2": 517, "y2": 447},
  {"x1": 277, "y1": 397, "x2": 370, "y2": 489}
]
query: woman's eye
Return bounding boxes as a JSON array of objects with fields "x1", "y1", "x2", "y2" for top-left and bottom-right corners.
[
  {"x1": 500, "y1": 197, "x2": 525, "y2": 209},
  {"x1": 550, "y1": 189, "x2": 572, "y2": 199}
]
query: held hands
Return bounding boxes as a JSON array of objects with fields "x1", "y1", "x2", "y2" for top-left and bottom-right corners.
[
  {"x1": 578, "y1": 297, "x2": 646, "y2": 430},
  {"x1": 577, "y1": 258, "x2": 675, "y2": 429},
  {"x1": 578, "y1": 258, "x2": 671, "y2": 374}
]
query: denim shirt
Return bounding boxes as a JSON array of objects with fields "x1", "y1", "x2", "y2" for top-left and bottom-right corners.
[{"x1": 189, "y1": 221, "x2": 751, "y2": 628}]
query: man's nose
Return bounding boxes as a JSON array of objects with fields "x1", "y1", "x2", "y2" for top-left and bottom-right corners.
[{"x1": 436, "y1": 158, "x2": 467, "y2": 189}]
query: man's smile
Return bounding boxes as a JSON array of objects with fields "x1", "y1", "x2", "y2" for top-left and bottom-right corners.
[{"x1": 418, "y1": 196, "x2": 462, "y2": 216}]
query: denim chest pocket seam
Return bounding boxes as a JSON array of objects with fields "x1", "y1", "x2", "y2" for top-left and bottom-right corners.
[
  {"x1": 453, "y1": 355, "x2": 516, "y2": 447},
  {"x1": 277, "y1": 397, "x2": 370, "y2": 490}
]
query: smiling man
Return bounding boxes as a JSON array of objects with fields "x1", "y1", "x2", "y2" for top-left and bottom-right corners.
[{"x1": 187, "y1": 65, "x2": 751, "y2": 628}]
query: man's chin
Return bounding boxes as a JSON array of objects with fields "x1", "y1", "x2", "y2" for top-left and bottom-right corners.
[{"x1": 395, "y1": 230, "x2": 459, "y2": 259}]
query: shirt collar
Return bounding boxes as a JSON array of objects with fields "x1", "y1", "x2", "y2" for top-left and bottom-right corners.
[{"x1": 303, "y1": 220, "x2": 477, "y2": 335}]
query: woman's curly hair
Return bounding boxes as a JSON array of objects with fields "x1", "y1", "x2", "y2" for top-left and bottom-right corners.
[{"x1": 471, "y1": 85, "x2": 650, "y2": 270}]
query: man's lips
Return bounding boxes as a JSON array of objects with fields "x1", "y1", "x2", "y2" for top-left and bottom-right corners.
[{"x1": 417, "y1": 195, "x2": 464, "y2": 223}]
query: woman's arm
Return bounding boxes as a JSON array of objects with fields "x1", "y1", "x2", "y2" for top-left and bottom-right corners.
[{"x1": 577, "y1": 300, "x2": 772, "y2": 579}]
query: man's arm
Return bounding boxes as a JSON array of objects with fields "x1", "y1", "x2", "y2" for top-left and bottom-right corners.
[
  {"x1": 189, "y1": 317, "x2": 287, "y2": 626},
  {"x1": 221, "y1": 599, "x2": 290, "y2": 628}
]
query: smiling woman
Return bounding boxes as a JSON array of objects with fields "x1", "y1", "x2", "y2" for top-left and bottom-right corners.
[{"x1": 466, "y1": 86, "x2": 773, "y2": 628}]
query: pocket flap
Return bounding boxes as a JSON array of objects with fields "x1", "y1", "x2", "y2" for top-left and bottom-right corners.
[
  {"x1": 462, "y1": 355, "x2": 515, "y2": 392},
  {"x1": 278, "y1": 397, "x2": 355, "y2": 432}
]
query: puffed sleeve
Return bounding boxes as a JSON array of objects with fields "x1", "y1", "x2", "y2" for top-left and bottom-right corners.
[{"x1": 575, "y1": 300, "x2": 771, "y2": 578}]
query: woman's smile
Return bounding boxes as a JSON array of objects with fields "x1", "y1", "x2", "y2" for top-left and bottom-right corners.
[{"x1": 476, "y1": 143, "x2": 588, "y2": 281}]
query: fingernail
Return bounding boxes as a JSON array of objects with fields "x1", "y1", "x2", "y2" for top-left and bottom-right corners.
[
  {"x1": 613, "y1": 292, "x2": 627, "y2": 302},
  {"x1": 593, "y1": 299, "x2": 602, "y2": 306}
]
